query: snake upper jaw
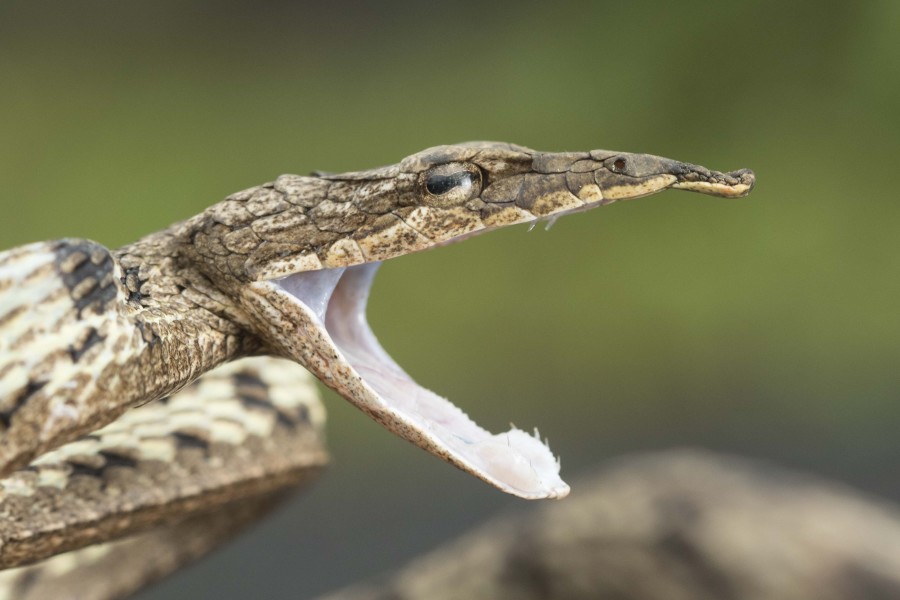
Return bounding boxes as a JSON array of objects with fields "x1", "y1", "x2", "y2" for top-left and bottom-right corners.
[
  {"x1": 587, "y1": 154, "x2": 756, "y2": 202},
  {"x1": 243, "y1": 266, "x2": 570, "y2": 501}
]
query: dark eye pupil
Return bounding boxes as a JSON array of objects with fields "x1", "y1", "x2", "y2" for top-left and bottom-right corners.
[
  {"x1": 613, "y1": 158, "x2": 626, "y2": 171},
  {"x1": 426, "y1": 170, "x2": 473, "y2": 196}
]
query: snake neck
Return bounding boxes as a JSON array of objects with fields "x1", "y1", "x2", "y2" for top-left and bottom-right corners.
[
  {"x1": 169, "y1": 175, "x2": 337, "y2": 285},
  {"x1": 0, "y1": 234, "x2": 261, "y2": 475},
  {"x1": 113, "y1": 229, "x2": 262, "y2": 400},
  {"x1": 109, "y1": 176, "x2": 339, "y2": 398}
]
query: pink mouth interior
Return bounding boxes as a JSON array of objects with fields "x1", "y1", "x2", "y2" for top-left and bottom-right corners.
[{"x1": 274, "y1": 263, "x2": 569, "y2": 499}]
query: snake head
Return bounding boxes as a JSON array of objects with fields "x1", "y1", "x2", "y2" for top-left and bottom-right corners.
[
  {"x1": 402, "y1": 142, "x2": 755, "y2": 217},
  {"x1": 385, "y1": 142, "x2": 753, "y2": 241},
  {"x1": 207, "y1": 143, "x2": 755, "y2": 499}
]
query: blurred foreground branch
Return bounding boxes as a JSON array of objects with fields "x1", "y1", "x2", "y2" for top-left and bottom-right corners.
[
  {"x1": 0, "y1": 490, "x2": 296, "y2": 600},
  {"x1": 319, "y1": 450, "x2": 900, "y2": 600}
]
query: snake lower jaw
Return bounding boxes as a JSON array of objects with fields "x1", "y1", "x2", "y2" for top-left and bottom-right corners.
[{"x1": 245, "y1": 264, "x2": 569, "y2": 500}]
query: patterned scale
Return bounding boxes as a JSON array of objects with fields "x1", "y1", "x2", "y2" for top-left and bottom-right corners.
[{"x1": 0, "y1": 357, "x2": 327, "y2": 599}]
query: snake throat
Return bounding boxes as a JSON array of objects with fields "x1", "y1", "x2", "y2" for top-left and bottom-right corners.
[{"x1": 271, "y1": 263, "x2": 570, "y2": 500}]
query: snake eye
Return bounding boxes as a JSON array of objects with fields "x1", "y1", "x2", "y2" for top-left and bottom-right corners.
[
  {"x1": 423, "y1": 163, "x2": 482, "y2": 206},
  {"x1": 426, "y1": 171, "x2": 473, "y2": 196}
]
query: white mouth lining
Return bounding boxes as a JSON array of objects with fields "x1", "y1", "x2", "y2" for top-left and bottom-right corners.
[{"x1": 273, "y1": 263, "x2": 569, "y2": 500}]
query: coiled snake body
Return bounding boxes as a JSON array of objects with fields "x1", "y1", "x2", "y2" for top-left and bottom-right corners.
[{"x1": 0, "y1": 142, "x2": 754, "y2": 598}]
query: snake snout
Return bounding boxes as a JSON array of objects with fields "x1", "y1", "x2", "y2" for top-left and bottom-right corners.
[
  {"x1": 670, "y1": 164, "x2": 756, "y2": 198},
  {"x1": 729, "y1": 168, "x2": 757, "y2": 189}
]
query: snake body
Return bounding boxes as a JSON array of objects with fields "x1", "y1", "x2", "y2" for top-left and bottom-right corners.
[{"x1": 0, "y1": 142, "x2": 754, "y2": 596}]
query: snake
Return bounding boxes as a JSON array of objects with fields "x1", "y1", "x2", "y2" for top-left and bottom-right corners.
[{"x1": 0, "y1": 141, "x2": 754, "y2": 597}]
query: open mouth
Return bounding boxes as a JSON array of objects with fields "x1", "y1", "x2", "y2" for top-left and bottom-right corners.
[
  {"x1": 248, "y1": 154, "x2": 755, "y2": 500},
  {"x1": 270, "y1": 262, "x2": 569, "y2": 500}
]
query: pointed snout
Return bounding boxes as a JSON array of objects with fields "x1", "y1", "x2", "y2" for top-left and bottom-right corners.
[
  {"x1": 567, "y1": 152, "x2": 756, "y2": 202},
  {"x1": 669, "y1": 163, "x2": 756, "y2": 198}
]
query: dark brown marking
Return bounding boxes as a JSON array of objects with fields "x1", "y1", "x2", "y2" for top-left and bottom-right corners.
[
  {"x1": 275, "y1": 411, "x2": 300, "y2": 430},
  {"x1": 232, "y1": 371, "x2": 300, "y2": 428},
  {"x1": 0, "y1": 305, "x2": 27, "y2": 330},
  {"x1": 98, "y1": 450, "x2": 139, "y2": 470},
  {"x1": 68, "y1": 327, "x2": 105, "y2": 363},
  {"x1": 66, "y1": 460, "x2": 106, "y2": 479},
  {"x1": 64, "y1": 450, "x2": 139, "y2": 482},
  {"x1": 54, "y1": 240, "x2": 117, "y2": 317},
  {"x1": 0, "y1": 380, "x2": 47, "y2": 428},
  {"x1": 233, "y1": 372, "x2": 272, "y2": 410},
  {"x1": 173, "y1": 431, "x2": 210, "y2": 451}
]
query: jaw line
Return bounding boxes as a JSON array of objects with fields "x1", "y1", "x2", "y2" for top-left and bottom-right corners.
[{"x1": 266, "y1": 262, "x2": 570, "y2": 500}]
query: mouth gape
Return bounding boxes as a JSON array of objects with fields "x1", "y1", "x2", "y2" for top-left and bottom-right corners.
[
  {"x1": 250, "y1": 146, "x2": 756, "y2": 500},
  {"x1": 273, "y1": 263, "x2": 569, "y2": 500}
]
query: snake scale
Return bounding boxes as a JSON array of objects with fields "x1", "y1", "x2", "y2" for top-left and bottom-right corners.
[{"x1": 0, "y1": 142, "x2": 754, "y2": 598}]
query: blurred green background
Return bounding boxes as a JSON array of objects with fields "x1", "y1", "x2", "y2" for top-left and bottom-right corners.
[{"x1": 2, "y1": 1, "x2": 899, "y2": 598}]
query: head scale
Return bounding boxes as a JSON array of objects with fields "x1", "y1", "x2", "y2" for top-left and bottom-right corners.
[{"x1": 182, "y1": 142, "x2": 753, "y2": 286}]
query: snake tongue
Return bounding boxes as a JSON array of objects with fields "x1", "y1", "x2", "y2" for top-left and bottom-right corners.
[{"x1": 262, "y1": 263, "x2": 569, "y2": 500}]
